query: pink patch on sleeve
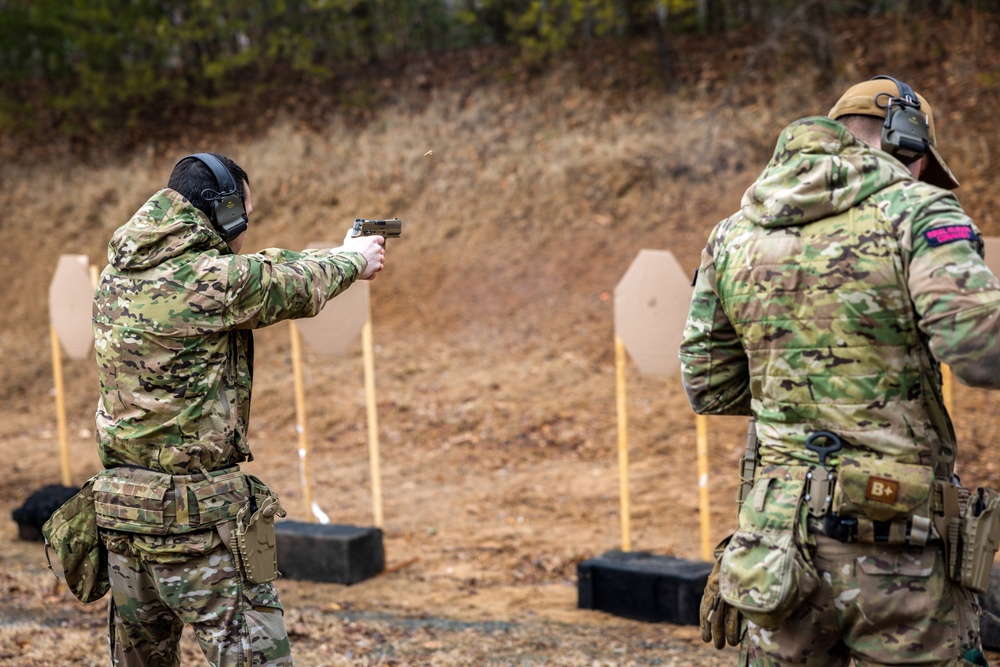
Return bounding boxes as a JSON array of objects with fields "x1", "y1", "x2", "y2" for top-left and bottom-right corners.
[{"x1": 924, "y1": 225, "x2": 976, "y2": 247}]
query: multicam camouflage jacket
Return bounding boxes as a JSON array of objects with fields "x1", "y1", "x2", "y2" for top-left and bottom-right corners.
[
  {"x1": 679, "y1": 116, "x2": 1000, "y2": 471},
  {"x1": 94, "y1": 188, "x2": 366, "y2": 475}
]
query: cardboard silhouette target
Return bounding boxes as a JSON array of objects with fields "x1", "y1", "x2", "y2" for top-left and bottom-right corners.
[
  {"x1": 295, "y1": 276, "x2": 370, "y2": 356},
  {"x1": 288, "y1": 277, "x2": 371, "y2": 524},
  {"x1": 611, "y1": 249, "x2": 701, "y2": 556},
  {"x1": 613, "y1": 249, "x2": 690, "y2": 378},
  {"x1": 49, "y1": 254, "x2": 95, "y2": 360},
  {"x1": 984, "y1": 236, "x2": 1000, "y2": 277}
]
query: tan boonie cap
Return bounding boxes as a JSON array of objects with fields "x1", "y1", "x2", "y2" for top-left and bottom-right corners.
[{"x1": 828, "y1": 78, "x2": 960, "y2": 189}]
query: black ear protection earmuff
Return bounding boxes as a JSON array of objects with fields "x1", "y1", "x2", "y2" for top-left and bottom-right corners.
[
  {"x1": 871, "y1": 75, "x2": 931, "y2": 166},
  {"x1": 180, "y1": 152, "x2": 248, "y2": 241}
]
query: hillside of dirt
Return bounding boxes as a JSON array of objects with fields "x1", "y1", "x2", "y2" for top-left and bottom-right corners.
[{"x1": 3, "y1": 7, "x2": 1000, "y2": 666}]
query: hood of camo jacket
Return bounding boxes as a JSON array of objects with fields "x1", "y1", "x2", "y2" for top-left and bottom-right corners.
[
  {"x1": 106, "y1": 187, "x2": 233, "y2": 271},
  {"x1": 739, "y1": 116, "x2": 916, "y2": 229},
  {"x1": 93, "y1": 188, "x2": 364, "y2": 474}
]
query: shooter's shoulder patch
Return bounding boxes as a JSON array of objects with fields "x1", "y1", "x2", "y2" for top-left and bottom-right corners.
[{"x1": 924, "y1": 225, "x2": 977, "y2": 247}]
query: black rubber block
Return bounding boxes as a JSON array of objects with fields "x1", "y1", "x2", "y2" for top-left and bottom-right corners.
[
  {"x1": 577, "y1": 549, "x2": 713, "y2": 625},
  {"x1": 12, "y1": 484, "x2": 80, "y2": 542},
  {"x1": 275, "y1": 521, "x2": 385, "y2": 585}
]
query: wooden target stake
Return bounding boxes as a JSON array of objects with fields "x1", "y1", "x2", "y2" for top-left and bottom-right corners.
[
  {"x1": 614, "y1": 334, "x2": 632, "y2": 552},
  {"x1": 289, "y1": 321, "x2": 324, "y2": 522},
  {"x1": 695, "y1": 414, "x2": 712, "y2": 561},
  {"x1": 361, "y1": 306, "x2": 385, "y2": 529},
  {"x1": 50, "y1": 325, "x2": 72, "y2": 487}
]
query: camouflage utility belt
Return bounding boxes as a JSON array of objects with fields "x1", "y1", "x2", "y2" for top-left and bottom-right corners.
[
  {"x1": 93, "y1": 465, "x2": 249, "y2": 535},
  {"x1": 764, "y1": 459, "x2": 942, "y2": 544},
  {"x1": 816, "y1": 513, "x2": 934, "y2": 545},
  {"x1": 762, "y1": 459, "x2": 1000, "y2": 594}
]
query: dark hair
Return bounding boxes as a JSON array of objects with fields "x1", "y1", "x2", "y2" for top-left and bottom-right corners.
[
  {"x1": 836, "y1": 114, "x2": 885, "y2": 147},
  {"x1": 167, "y1": 153, "x2": 249, "y2": 219}
]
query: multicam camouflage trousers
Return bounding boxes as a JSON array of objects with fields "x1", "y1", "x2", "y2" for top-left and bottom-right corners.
[
  {"x1": 740, "y1": 533, "x2": 983, "y2": 667},
  {"x1": 102, "y1": 527, "x2": 292, "y2": 667}
]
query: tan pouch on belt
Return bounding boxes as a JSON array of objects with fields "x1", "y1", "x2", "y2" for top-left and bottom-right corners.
[{"x1": 831, "y1": 456, "x2": 933, "y2": 523}]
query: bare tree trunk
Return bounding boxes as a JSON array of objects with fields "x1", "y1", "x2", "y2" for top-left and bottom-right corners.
[
  {"x1": 806, "y1": 0, "x2": 834, "y2": 87},
  {"x1": 351, "y1": 1, "x2": 378, "y2": 65},
  {"x1": 651, "y1": 1, "x2": 678, "y2": 92},
  {"x1": 708, "y1": 0, "x2": 726, "y2": 33},
  {"x1": 927, "y1": 0, "x2": 954, "y2": 17}
]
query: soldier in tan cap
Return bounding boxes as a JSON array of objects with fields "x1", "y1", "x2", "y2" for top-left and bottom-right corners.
[
  {"x1": 682, "y1": 76, "x2": 999, "y2": 666},
  {"x1": 828, "y1": 77, "x2": 960, "y2": 190}
]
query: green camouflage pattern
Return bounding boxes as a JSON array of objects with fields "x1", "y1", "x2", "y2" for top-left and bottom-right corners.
[
  {"x1": 679, "y1": 116, "x2": 1000, "y2": 470},
  {"x1": 94, "y1": 187, "x2": 366, "y2": 475},
  {"x1": 92, "y1": 467, "x2": 250, "y2": 534},
  {"x1": 740, "y1": 533, "x2": 981, "y2": 665},
  {"x1": 104, "y1": 529, "x2": 290, "y2": 666},
  {"x1": 720, "y1": 476, "x2": 818, "y2": 626}
]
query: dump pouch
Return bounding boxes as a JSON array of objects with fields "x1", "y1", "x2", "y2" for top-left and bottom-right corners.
[
  {"x1": 832, "y1": 456, "x2": 933, "y2": 523},
  {"x1": 41, "y1": 477, "x2": 109, "y2": 603},
  {"x1": 719, "y1": 476, "x2": 818, "y2": 627}
]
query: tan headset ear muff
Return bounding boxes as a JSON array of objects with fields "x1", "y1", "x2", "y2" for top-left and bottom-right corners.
[
  {"x1": 179, "y1": 153, "x2": 248, "y2": 241},
  {"x1": 871, "y1": 75, "x2": 930, "y2": 166}
]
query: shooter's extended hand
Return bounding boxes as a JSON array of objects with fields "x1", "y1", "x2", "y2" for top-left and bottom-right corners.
[{"x1": 342, "y1": 228, "x2": 384, "y2": 280}]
